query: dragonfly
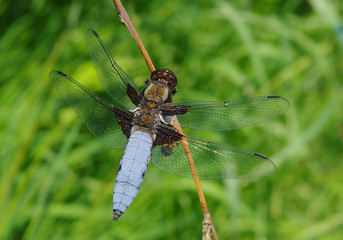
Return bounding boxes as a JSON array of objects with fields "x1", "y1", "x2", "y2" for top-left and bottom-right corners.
[{"x1": 50, "y1": 29, "x2": 290, "y2": 221}]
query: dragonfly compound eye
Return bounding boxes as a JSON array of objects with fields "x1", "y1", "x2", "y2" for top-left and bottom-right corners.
[{"x1": 150, "y1": 68, "x2": 177, "y2": 89}]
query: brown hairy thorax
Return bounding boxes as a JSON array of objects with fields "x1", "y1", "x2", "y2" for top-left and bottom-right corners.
[{"x1": 130, "y1": 69, "x2": 179, "y2": 140}]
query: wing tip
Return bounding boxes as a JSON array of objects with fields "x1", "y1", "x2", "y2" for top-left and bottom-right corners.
[
  {"x1": 49, "y1": 70, "x2": 67, "y2": 80},
  {"x1": 56, "y1": 71, "x2": 67, "y2": 77},
  {"x1": 253, "y1": 152, "x2": 278, "y2": 176},
  {"x1": 267, "y1": 95, "x2": 290, "y2": 104},
  {"x1": 267, "y1": 95, "x2": 291, "y2": 112},
  {"x1": 92, "y1": 29, "x2": 99, "y2": 37},
  {"x1": 267, "y1": 95, "x2": 280, "y2": 98},
  {"x1": 254, "y1": 152, "x2": 268, "y2": 159},
  {"x1": 86, "y1": 28, "x2": 99, "y2": 37}
]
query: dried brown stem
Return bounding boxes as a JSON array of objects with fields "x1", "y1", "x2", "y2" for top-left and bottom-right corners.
[
  {"x1": 113, "y1": 0, "x2": 155, "y2": 72},
  {"x1": 112, "y1": 1, "x2": 218, "y2": 239},
  {"x1": 170, "y1": 117, "x2": 219, "y2": 240}
]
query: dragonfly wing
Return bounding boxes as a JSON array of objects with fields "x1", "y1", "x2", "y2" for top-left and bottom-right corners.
[
  {"x1": 85, "y1": 29, "x2": 142, "y2": 109},
  {"x1": 50, "y1": 70, "x2": 131, "y2": 149},
  {"x1": 151, "y1": 126, "x2": 276, "y2": 179},
  {"x1": 161, "y1": 96, "x2": 290, "y2": 131}
]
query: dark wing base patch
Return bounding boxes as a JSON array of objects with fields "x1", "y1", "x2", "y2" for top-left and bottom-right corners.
[
  {"x1": 114, "y1": 108, "x2": 133, "y2": 139},
  {"x1": 126, "y1": 84, "x2": 142, "y2": 106},
  {"x1": 154, "y1": 125, "x2": 183, "y2": 147},
  {"x1": 161, "y1": 105, "x2": 190, "y2": 116}
]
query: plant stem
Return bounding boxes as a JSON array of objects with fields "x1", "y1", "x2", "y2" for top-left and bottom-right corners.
[
  {"x1": 112, "y1": 1, "x2": 218, "y2": 239},
  {"x1": 170, "y1": 117, "x2": 219, "y2": 240},
  {"x1": 112, "y1": 0, "x2": 155, "y2": 72}
]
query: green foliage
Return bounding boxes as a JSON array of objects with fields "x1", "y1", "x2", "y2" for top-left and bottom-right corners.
[{"x1": 1, "y1": 0, "x2": 342, "y2": 239}]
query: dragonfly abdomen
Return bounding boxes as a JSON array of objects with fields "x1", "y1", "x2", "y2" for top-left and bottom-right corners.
[{"x1": 112, "y1": 130, "x2": 153, "y2": 221}]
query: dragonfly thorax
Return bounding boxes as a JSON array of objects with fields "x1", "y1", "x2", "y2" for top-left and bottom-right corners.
[
  {"x1": 131, "y1": 99, "x2": 162, "y2": 140},
  {"x1": 144, "y1": 82, "x2": 169, "y2": 103}
]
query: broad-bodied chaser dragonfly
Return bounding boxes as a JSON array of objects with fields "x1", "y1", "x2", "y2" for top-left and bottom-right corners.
[{"x1": 50, "y1": 29, "x2": 289, "y2": 221}]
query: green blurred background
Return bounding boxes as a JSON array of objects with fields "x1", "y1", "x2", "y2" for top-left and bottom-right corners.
[{"x1": 1, "y1": 0, "x2": 342, "y2": 239}]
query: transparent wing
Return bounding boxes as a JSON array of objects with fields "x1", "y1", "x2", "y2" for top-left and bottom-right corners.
[
  {"x1": 161, "y1": 96, "x2": 290, "y2": 131},
  {"x1": 49, "y1": 70, "x2": 129, "y2": 149},
  {"x1": 151, "y1": 127, "x2": 276, "y2": 179},
  {"x1": 85, "y1": 29, "x2": 141, "y2": 110}
]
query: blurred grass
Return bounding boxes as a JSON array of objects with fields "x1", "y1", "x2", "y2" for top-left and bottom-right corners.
[{"x1": 1, "y1": 0, "x2": 342, "y2": 239}]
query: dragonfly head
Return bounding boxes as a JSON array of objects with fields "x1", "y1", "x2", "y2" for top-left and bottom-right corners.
[{"x1": 150, "y1": 68, "x2": 177, "y2": 89}]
